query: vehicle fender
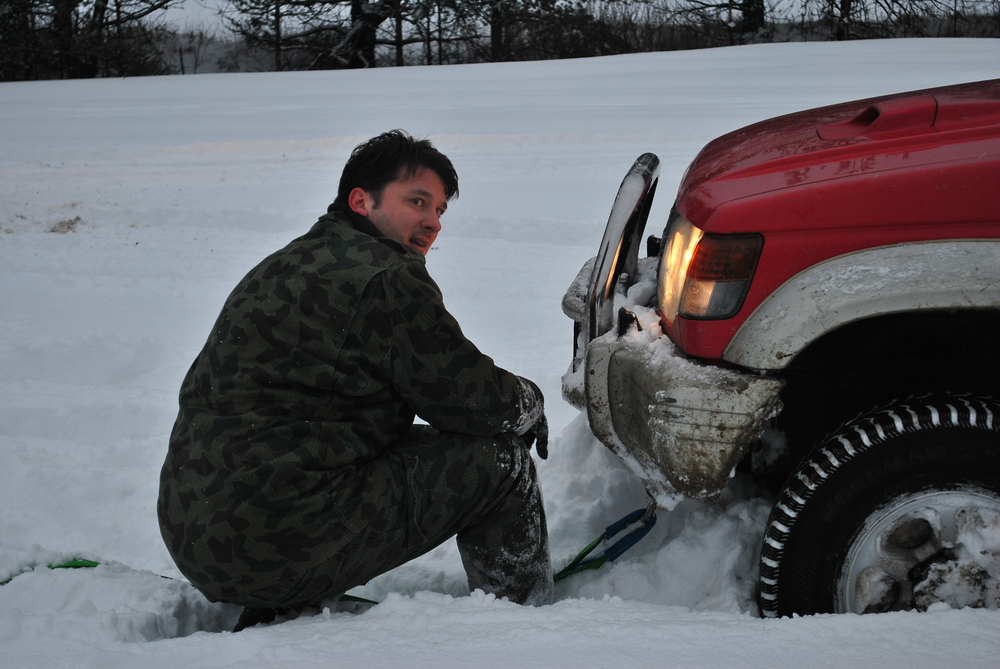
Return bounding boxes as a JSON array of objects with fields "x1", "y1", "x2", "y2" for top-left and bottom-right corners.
[{"x1": 724, "y1": 240, "x2": 1000, "y2": 370}]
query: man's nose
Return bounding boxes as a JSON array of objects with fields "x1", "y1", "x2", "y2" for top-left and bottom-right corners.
[{"x1": 424, "y1": 213, "x2": 442, "y2": 232}]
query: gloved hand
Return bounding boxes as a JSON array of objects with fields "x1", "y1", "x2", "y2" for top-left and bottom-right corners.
[{"x1": 522, "y1": 413, "x2": 549, "y2": 460}]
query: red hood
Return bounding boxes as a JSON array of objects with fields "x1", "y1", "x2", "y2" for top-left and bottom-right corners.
[{"x1": 676, "y1": 79, "x2": 1000, "y2": 231}]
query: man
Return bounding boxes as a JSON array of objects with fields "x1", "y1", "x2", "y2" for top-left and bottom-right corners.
[{"x1": 157, "y1": 131, "x2": 552, "y2": 632}]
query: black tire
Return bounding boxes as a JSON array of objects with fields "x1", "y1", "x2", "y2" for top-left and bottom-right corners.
[{"x1": 759, "y1": 395, "x2": 1000, "y2": 617}]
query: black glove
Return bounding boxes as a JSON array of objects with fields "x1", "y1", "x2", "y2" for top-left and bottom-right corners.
[{"x1": 522, "y1": 412, "x2": 549, "y2": 460}]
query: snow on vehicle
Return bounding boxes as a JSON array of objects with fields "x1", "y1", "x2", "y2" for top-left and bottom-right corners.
[{"x1": 561, "y1": 79, "x2": 1000, "y2": 617}]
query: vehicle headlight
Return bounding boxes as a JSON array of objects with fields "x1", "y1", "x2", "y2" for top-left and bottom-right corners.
[{"x1": 657, "y1": 214, "x2": 763, "y2": 323}]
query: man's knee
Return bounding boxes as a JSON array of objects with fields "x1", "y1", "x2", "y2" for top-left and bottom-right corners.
[
  {"x1": 484, "y1": 432, "x2": 539, "y2": 499},
  {"x1": 396, "y1": 429, "x2": 533, "y2": 492}
]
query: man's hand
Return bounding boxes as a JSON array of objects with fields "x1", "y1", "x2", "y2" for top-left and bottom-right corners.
[{"x1": 522, "y1": 413, "x2": 549, "y2": 460}]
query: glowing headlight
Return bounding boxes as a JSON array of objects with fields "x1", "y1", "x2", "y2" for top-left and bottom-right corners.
[{"x1": 658, "y1": 215, "x2": 763, "y2": 323}]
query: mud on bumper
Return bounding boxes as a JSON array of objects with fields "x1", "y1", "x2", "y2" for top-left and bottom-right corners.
[{"x1": 566, "y1": 331, "x2": 783, "y2": 503}]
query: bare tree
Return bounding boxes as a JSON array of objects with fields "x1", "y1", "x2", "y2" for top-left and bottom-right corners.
[
  {"x1": 222, "y1": 0, "x2": 397, "y2": 69},
  {"x1": 176, "y1": 23, "x2": 220, "y2": 73},
  {"x1": 1, "y1": 0, "x2": 175, "y2": 80}
]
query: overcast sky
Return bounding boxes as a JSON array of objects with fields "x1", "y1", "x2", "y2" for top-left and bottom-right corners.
[{"x1": 162, "y1": 0, "x2": 222, "y2": 30}]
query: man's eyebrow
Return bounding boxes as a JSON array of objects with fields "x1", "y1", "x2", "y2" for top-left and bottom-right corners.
[{"x1": 407, "y1": 187, "x2": 447, "y2": 211}]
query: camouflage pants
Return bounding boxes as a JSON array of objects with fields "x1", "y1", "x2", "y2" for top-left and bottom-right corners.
[{"x1": 231, "y1": 427, "x2": 553, "y2": 609}]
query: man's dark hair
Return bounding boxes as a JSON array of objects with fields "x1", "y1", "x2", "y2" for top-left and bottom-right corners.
[{"x1": 336, "y1": 130, "x2": 459, "y2": 206}]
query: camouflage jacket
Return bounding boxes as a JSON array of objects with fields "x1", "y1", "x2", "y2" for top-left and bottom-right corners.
[{"x1": 157, "y1": 205, "x2": 542, "y2": 597}]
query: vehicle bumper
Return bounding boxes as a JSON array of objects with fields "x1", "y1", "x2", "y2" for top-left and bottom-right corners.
[{"x1": 566, "y1": 328, "x2": 784, "y2": 503}]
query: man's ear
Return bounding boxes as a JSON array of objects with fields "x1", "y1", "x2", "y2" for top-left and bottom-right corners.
[{"x1": 348, "y1": 187, "x2": 372, "y2": 217}]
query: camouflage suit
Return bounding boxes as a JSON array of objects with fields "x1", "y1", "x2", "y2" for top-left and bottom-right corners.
[{"x1": 157, "y1": 205, "x2": 552, "y2": 610}]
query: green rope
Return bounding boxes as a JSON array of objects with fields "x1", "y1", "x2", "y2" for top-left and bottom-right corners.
[
  {"x1": 553, "y1": 535, "x2": 609, "y2": 582},
  {"x1": 0, "y1": 558, "x2": 101, "y2": 586},
  {"x1": 553, "y1": 503, "x2": 657, "y2": 582},
  {"x1": 51, "y1": 558, "x2": 101, "y2": 570},
  {"x1": 5, "y1": 506, "x2": 656, "y2": 594}
]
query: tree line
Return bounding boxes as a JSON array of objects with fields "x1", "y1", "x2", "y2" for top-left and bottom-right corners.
[{"x1": 2, "y1": 0, "x2": 999, "y2": 80}]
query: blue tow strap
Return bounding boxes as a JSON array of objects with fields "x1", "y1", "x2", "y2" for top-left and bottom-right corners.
[{"x1": 553, "y1": 502, "x2": 657, "y2": 582}]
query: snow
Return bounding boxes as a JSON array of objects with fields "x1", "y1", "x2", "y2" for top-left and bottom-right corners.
[{"x1": 3, "y1": 39, "x2": 1000, "y2": 667}]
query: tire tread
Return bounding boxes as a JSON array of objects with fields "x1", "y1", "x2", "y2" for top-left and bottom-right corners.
[{"x1": 758, "y1": 394, "x2": 1000, "y2": 617}]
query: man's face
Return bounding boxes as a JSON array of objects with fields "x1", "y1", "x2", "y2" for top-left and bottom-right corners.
[{"x1": 348, "y1": 167, "x2": 448, "y2": 255}]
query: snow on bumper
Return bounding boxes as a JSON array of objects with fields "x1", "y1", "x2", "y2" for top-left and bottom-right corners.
[{"x1": 572, "y1": 330, "x2": 784, "y2": 504}]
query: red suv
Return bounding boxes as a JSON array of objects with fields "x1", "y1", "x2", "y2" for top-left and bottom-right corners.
[{"x1": 562, "y1": 79, "x2": 1000, "y2": 617}]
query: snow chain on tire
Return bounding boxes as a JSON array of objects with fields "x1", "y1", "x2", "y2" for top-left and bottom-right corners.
[{"x1": 758, "y1": 394, "x2": 1000, "y2": 618}]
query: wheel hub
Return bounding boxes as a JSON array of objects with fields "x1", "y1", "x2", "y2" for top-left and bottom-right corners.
[{"x1": 837, "y1": 488, "x2": 1000, "y2": 613}]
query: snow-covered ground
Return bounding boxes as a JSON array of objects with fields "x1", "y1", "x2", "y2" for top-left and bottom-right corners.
[{"x1": 2, "y1": 39, "x2": 999, "y2": 667}]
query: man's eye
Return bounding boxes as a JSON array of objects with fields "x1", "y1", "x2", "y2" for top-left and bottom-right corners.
[{"x1": 411, "y1": 198, "x2": 424, "y2": 207}]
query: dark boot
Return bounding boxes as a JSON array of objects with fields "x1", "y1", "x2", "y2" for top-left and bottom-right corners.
[{"x1": 232, "y1": 606, "x2": 294, "y2": 633}]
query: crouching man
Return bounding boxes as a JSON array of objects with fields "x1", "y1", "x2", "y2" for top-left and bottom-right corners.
[{"x1": 157, "y1": 131, "x2": 552, "y2": 632}]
